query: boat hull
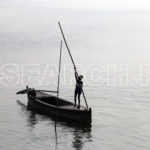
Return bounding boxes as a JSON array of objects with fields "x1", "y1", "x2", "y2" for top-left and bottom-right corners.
[{"x1": 27, "y1": 92, "x2": 92, "y2": 123}]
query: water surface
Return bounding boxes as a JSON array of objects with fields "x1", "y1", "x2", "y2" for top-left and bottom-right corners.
[{"x1": 0, "y1": 1, "x2": 150, "y2": 150}]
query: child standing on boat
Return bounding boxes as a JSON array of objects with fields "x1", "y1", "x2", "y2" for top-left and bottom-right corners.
[{"x1": 74, "y1": 68, "x2": 83, "y2": 109}]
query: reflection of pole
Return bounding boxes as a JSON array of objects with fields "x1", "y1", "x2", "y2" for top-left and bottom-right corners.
[
  {"x1": 55, "y1": 121, "x2": 58, "y2": 150},
  {"x1": 57, "y1": 41, "x2": 63, "y2": 101}
]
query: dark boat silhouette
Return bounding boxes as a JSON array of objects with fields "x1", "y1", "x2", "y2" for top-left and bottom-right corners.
[
  {"x1": 16, "y1": 22, "x2": 92, "y2": 124},
  {"x1": 25, "y1": 87, "x2": 92, "y2": 123}
]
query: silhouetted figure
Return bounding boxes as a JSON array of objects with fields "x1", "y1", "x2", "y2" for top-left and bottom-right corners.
[
  {"x1": 28, "y1": 88, "x2": 36, "y2": 98},
  {"x1": 74, "y1": 69, "x2": 83, "y2": 109}
]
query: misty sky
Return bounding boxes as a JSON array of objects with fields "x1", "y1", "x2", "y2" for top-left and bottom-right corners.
[
  {"x1": 51, "y1": 0, "x2": 150, "y2": 9},
  {"x1": 1, "y1": 0, "x2": 150, "y2": 10}
]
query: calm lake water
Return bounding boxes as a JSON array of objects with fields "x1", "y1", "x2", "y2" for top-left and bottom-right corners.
[{"x1": 1, "y1": 1, "x2": 150, "y2": 150}]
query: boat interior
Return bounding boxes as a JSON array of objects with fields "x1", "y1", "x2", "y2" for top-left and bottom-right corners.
[
  {"x1": 36, "y1": 91, "x2": 73, "y2": 106},
  {"x1": 38, "y1": 96, "x2": 73, "y2": 106}
]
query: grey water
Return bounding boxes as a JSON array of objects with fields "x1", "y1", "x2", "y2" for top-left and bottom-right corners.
[{"x1": 1, "y1": 1, "x2": 150, "y2": 150}]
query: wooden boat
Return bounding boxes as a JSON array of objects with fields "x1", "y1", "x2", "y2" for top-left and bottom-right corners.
[
  {"x1": 26, "y1": 86, "x2": 92, "y2": 123},
  {"x1": 17, "y1": 22, "x2": 92, "y2": 124}
]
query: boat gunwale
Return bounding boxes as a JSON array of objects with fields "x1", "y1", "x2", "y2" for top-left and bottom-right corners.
[{"x1": 29, "y1": 95, "x2": 91, "y2": 112}]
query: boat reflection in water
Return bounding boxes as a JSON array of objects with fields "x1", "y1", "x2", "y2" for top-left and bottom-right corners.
[
  {"x1": 72, "y1": 125, "x2": 92, "y2": 150},
  {"x1": 17, "y1": 100, "x2": 92, "y2": 150}
]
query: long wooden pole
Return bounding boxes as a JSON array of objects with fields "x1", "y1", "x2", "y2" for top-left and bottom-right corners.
[
  {"x1": 57, "y1": 41, "x2": 63, "y2": 100},
  {"x1": 58, "y1": 22, "x2": 76, "y2": 69},
  {"x1": 82, "y1": 90, "x2": 88, "y2": 108},
  {"x1": 58, "y1": 22, "x2": 88, "y2": 108}
]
